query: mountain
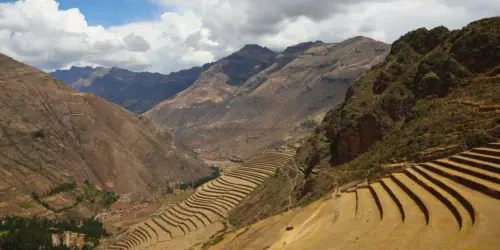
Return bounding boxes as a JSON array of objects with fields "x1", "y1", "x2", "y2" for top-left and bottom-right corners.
[
  {"x1": 51, "y1": 63, "x2": 213, "y2": 113},
  {"x1": 227, "y1": 17, "x2": 500, "y2": 227},
  {"x1": 144, "y1": 37, "x2": 390, "y2": 159},
  {"x1": 0, "y1": 54, "x2": 210, "y2": 216}
]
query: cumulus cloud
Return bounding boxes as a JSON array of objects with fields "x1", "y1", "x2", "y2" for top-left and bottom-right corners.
[
  {"x1": 123, "y1": 33, "x2": 151, "y2": 52},
  {"x1": 0, "y1": 0, "x2": 498, "y2": 73}
]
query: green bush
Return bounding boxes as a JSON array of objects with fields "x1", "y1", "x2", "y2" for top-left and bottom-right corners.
[
  {"x1": 179, "y1": 183, "x2": 190, "y2": 190},
  {"x1": 82, "y1": 184, "x2": 101, "y2": 203},
  {"x1": 32, "y1": 129, "x2": 45, "y2": 139},
  {"x1": 99, "y1": 191, "x2": 119, "y2": 209}
]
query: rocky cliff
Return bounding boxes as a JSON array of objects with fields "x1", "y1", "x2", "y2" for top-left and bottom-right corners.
[
  {"x1": 228, "y1": 17, "x2": 500, "y2": 228},
  {"x1": 51, "y1": 64, "x2": 212, "y2": 113},
  {"x1": 297, "y1": 17, "x2": 499, "y2": 182},
  {"x1": 0, "y1": 54, "x2": 210, "y2": 216},
  {"x1": 145, "y1": 37, "x2": 390, "y2": 159}
]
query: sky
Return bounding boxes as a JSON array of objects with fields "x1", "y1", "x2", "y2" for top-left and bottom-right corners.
[{"x1": 0, "y1": 0, "x2": 498, "y2": 74}]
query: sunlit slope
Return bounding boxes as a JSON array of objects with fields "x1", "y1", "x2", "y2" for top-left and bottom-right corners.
[{"x1": 211, "y1": 142, "x2": 500, "y2": 250}]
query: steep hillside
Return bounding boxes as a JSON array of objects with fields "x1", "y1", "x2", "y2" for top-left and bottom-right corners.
[
  {"x1": 213, "y1": 143, "x2": 500, "y2": 250},
  {"x1": 145, "y1": 37, "x2": 390, "y2": 159},
  {"x1": 51, "y1": 64, "x2": 212, "y2": 113},
  {"x1": 0, "y1": 54, "x2": 210, "y2": 217},
  {"x1": 228, "y1": 17, "x2": 500, "y2": 228}
]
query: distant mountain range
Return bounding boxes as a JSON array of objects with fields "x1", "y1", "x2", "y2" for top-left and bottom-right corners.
[
  {"x1": 51, "y1": 63, "x2": 212, "y2": 113},
  {"x1": 52, "y1": 37, "x2": 390, "y2": 159}
]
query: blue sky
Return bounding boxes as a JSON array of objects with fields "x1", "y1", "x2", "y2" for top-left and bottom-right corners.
[{"x1": 0, "y1": 0, "x2": 172, "y2": 26}]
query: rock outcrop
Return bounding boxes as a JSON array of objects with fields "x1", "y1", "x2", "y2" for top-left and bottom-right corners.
[{"x1": 296, "y1": 16, "x2": 500, "y2": 194}]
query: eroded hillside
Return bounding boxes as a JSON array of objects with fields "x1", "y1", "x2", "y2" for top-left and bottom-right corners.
[
  {"x1": 227, "y1": 17, "x2": 500, "y2": 228},
  {"x1": 145, "y1": 37, "x2": 389, "y2": 159},
  {"x1": 0, "y1": 54, "x2": 210, "y2": 217}
]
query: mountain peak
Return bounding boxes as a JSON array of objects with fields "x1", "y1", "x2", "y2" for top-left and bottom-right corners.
[
  {"x1": 234, "y1": 44, "x2": 275, "y2": 57},
  {"x1": 69, "y1": 65, "x2": 93, "y2": 70},
  {"x1": 283, "y1": 41, "x2": 324, "y2": 54},
  {"x1": 341, "y1": 36, "x2": 378, "y2": 45},
  {"x1": 240, "y1": 44, "x2": 268, "y2": 51}
]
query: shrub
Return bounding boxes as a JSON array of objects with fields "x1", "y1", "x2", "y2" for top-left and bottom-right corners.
[
  {"x1": 464, "y1": 131, "x2": 494, "y2": 148},
  {"x1": 82, "y1": 184, "x2": 101, "y2": 203},
  {"x1": 179, "y1": 183, "x2": 190, "y2": 190},
  {"x1": 32, "y1": 129, "x2": 45, "y2": 139},
  {"x1": 99, "y1": 191, "x2": 119, "y2": 209},
  {"x1": 18, "y1": 199, "x2": 38, "y2": 209},
  {"x1": 46, "y1": 181, "x2": 77, "y2": 197}
]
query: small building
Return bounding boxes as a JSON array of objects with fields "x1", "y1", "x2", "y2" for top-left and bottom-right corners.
[
  {"x1": 63, "y1": 232, "x2": 71, "y2": 247},
  {"x1": 76, "y1": 233, "x2": 85, "y2": 247},
  {"x1": 51, "y1": 233, "x2": 60, "y2": 246},
  {"x1": 62, "y1": 231, "x2": 86, "y2": 248}
]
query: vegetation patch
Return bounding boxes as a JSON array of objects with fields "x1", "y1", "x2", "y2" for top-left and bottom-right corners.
[
  {"x1": 30, "y1": 181, "x2": 120, "y2": 213},
  {"x1": 45, "y1": 181, "x2": 77, "y2": 197},
  {"x1": 17, "y1": 199, "x2": 39, "y2": 209},
  {"x1": 179, "y1": 166, "x2": 221, "y2": 190},
  {"x1": 99, "y1": 191, "x2": 119, "y2": 209},
  {"x1": 0, "y1": 216, "x2": 107, "y2": 249},
  {"x1": 32, "y1": 129, "x2": 45, "y2": 139},
  {"x1": 31, "y1": 191, "x2": 81, "y2": 213}
]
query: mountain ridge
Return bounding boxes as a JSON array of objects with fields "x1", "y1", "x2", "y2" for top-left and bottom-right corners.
[
  {"x1": 145, "y1": 36, "x2": 390, "y2": 159},
  {"x1": 51, "y1": 63, "x2": 214, "y2": 113}
]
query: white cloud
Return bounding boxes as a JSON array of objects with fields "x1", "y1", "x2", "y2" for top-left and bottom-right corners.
[
  {"x1": 0, "y1": 0, "x2": 498, "y2": 73},
  {"x1": 123, "y1": 33, "x2": 151, "y2": 52}
]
